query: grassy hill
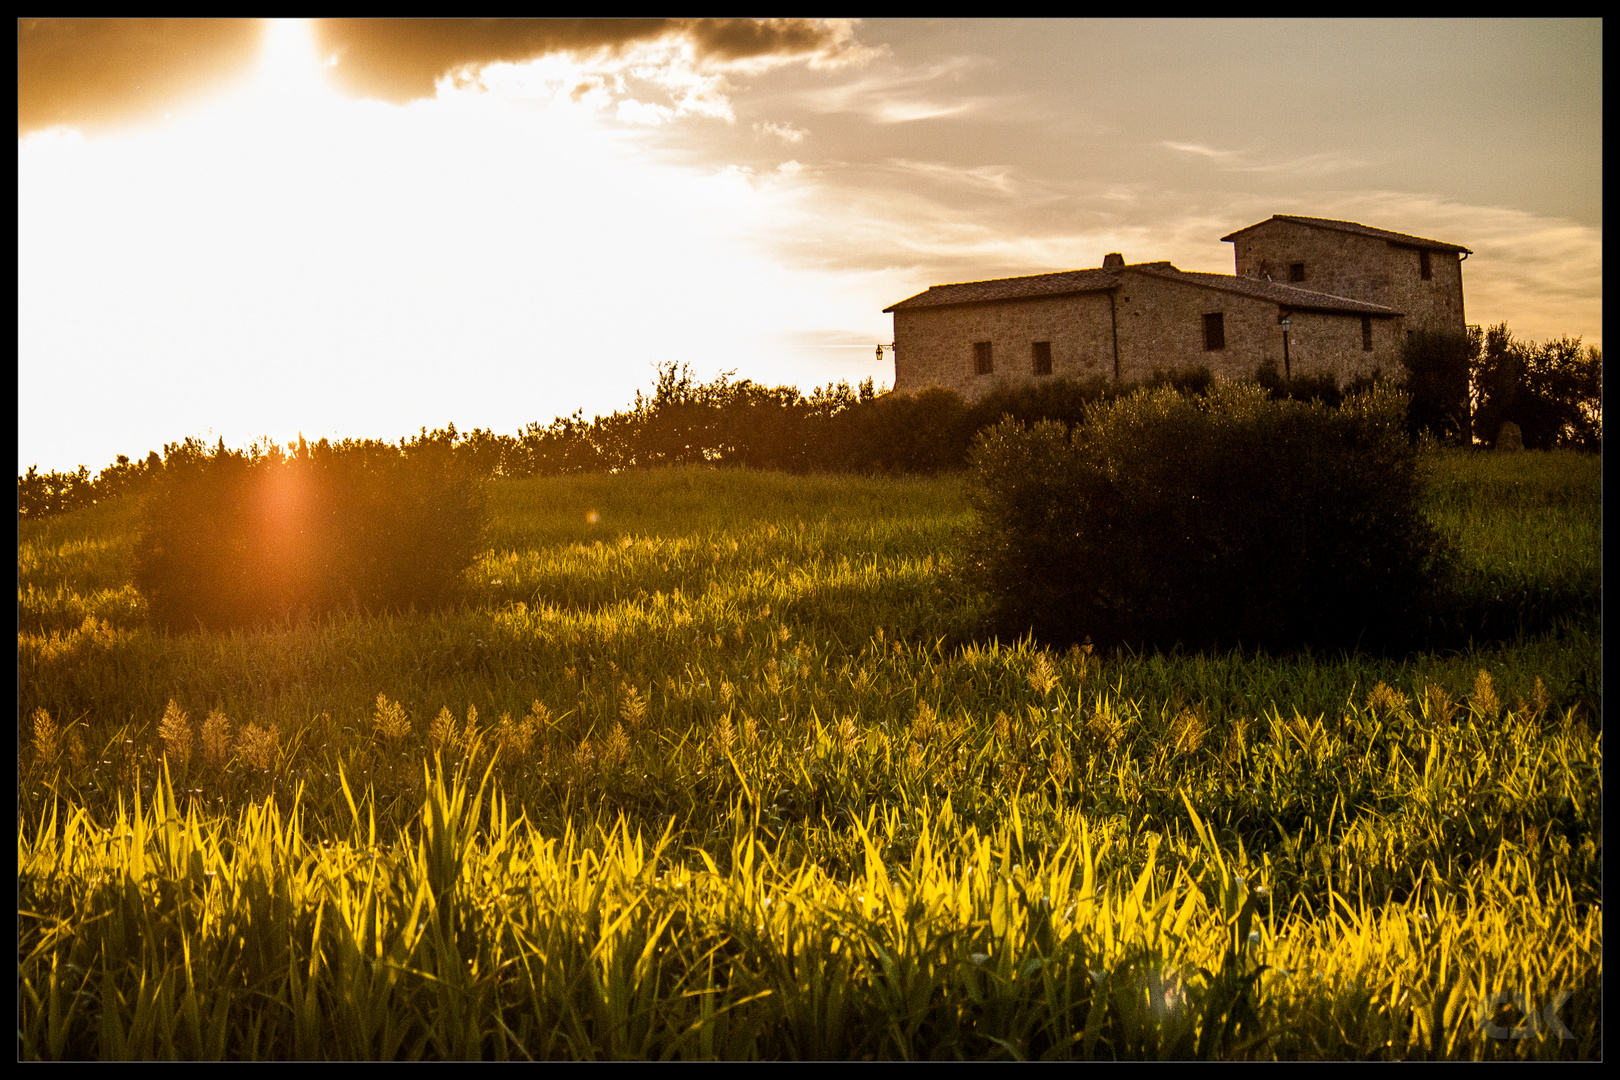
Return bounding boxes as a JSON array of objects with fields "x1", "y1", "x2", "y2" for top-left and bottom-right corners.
[{"x1": 18, "y1": 450, "x2": 1601, "y2": 1059}]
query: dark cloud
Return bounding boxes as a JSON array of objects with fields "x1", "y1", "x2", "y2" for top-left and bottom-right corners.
[
  {"x1": 18, "y1": 18, "x2": 264, "y2": 134},
  {"x1": 311, "y1": 19, "x2": 675, "y2": 103},
  {"x1": 19, "y1": 18, "x2": 864, "y2": 135},
  {"x1": 314, "y1": 19, "x2": 862, "y2": 102},
  {"x1": 682, "y1": 18, "x2": 857, "y2": 63}
]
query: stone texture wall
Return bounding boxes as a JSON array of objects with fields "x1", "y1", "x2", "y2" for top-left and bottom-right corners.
[
  {"x1": 892, "y1": 272, "x2": 1398, "y2": 398},
  {"x1": 1279, "y1": 310, "x2": 1403, "y2": 384},
  {"x1": 1231, "y1": 224, "x2": 1393, "y2": 306},
  {"x1": 891, "y1": 291, "x2": 1116, "y2": 398},
  {"x1": 1113, "y1": 271, "x2": 1279, "y2": 382},
  {"x1": 1228, "y1": 220, "x2": 1466, "y2": 336},
  {"x1": 1385, "y1": 244, "x2": 1467, "y2": 336}
]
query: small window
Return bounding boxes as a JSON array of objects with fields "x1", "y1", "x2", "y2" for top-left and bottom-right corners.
[
  {"x1": 1289, "y1": 262, "x2": 1305, "y2": 282},
  {"x1": 1361, "y1": 316, "x2": 1373, "y2": 351},
  {"x1": 1032, "y1": 341, "x2": 1052, "y2": 376},
  {"x1": 1202, "y1": 313, "x2": 1225, "y2": 351},
  {"x1": 1420, "y1": 250, "x2": 1432, "y2": 280},
  {"x1": 974, "y1": 341, "x2": 993, "y2": 375}
]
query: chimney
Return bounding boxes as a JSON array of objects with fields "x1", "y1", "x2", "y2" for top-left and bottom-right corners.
[{"x1": 1102, "y1": 253, "x2": 1124, "y2": 269}]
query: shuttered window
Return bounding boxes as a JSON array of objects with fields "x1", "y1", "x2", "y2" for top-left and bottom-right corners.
[
  {"x1": 1362, "y1": 316, "x2": 1374, "y2": 351},
  {"x1": 1203, "y1": 313, "x2": 1225, "y2": 351},
  {"x1": 1032, "y1": 341, "x2": 1052, "y2": 376},
  {"x1": 974, "y1": 341, "x2": 993, "y2": 375}
]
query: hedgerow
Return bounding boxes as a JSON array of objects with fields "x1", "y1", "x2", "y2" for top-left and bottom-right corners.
[
  {"x1": 964, "y1": 382, "x2": 1454, "y2": 653},
  {"x1": 133, "y1": 439, "x2": 486, "y2": 631}
]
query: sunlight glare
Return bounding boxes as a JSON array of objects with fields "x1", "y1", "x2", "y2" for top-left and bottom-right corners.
[{"x1": 248, "y1": 19, "x2": 326, "y2": 106}]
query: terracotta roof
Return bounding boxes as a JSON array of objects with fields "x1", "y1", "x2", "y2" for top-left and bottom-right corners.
[
  {"x1": 882, "y1": 264, "x2": 1166, "y2": 312},
  {"x1": 1127, "y1": 264, "x2": 1403, "y2": 316},
  {"x1": 885, "y1": 260, "x2": 1401, "y2": 317},
  {"x1": 1220, "y1": 215, "x2": 1472, "y2": 254}
]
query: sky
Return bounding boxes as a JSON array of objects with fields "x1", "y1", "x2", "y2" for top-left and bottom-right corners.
[{"x1": 18, "y1": 18, "x2": 1603, "y2": 474}]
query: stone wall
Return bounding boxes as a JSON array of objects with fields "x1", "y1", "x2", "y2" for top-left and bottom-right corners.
[
  {"x1": 1279, "y1": 309, "x2": 1403, "y2": 384},
  {"x1": 892, "y1": 273, "x2": 1397, "y2": 399},
  {"x1": 891, "y1": 291, "x2": 1116, "y2": 397},
  {"x1": 1113, "y1": 271, "x2": 1278, "y2": 382},
  {"x1": 1385, "y1": 244, "x2": 1467, "y2": 336},
  {"x1": 1228, "y1": 220, "x2": 1465, "y2": 336}
]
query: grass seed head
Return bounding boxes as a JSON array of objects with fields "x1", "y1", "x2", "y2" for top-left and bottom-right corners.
[
  {"x1": 715, "y1": 712, "x2": 736, "y2": 758},
  {"x1": 603, "y1": 722, "x2": 630, "y2": 768},
  {"x1": 159, "y1": 700, "x2": 192, "y2": 766},
  {"x1": 373, "y1": 693, "x2": 411, "y2": 743},
  {"x1": 430, "y1": 706, "x2": 458, "y2": 752},
  {"x1": 1049, "y1": 743, "x2": 1073, "y2": 786},
  {"x1": 994, "y1": 709, "x2": 1012, "y2": 744},
  {"x1": 237, "y1": 721, "x2": 278, "y2": 773},
  {"x1": 620, "y1": 683, "x2": 646, "y2": 729},
  {"x1": 31, "y1": 707, "x2": 59, "y2": 764},
  {"x1": 1530, "y1": 676, "x2": 1552, "y2": 720},
  {"x1": 201, "y1": 709, "x2": 233, "y2": 771},
  {"x1": 1471, "y1": 670, "x2": 1501, "y2": 721},
  {"x1": 1423, "y1": 683, "x2": 1458, "y2": 724},
  {"x1": 913, "y1": 701, "x2": 939, "y2": 744},
  {"x1": 1170, "y1": 706, "x2": 1205, "y2": 757},
  {"x1": 1366, "y1": 682, "x2": 1410, "y2": 718},
  {"x1": 572, "y1": 737, "x2": 594, "y2": 770},
  {"x1": 837, "y1": 715, "x2": 858, "y2": 756},
  {"x1": 1028, "y1": 651, "x2": 1059, "y2": 696}
]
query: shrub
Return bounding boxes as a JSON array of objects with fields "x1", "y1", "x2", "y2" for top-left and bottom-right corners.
[
  {"x1": 1472, "y1": 324, "x2": 1602, "y2": 452},
  {"x1": 965, "y1": 382, "x2": 1453, "y2": 653},
  {"x1": 1401, "y1": 328, "x2": 1478, "y2": 444},
  {"x1": 134, "y1": 441, "x2": 487, "y2": 631},
  {"x1": 1252, "y1": 360, "x2": 1343, "y2": 408}
]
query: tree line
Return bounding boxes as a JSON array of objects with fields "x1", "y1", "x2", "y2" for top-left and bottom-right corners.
[{"x1": 18, "y1": 323, "x2": 1601, "y2": 520}]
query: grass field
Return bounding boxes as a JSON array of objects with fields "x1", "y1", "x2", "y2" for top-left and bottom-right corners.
[{"x1": 18, "y1": 449, "x2": 1602, "y2": 1059}]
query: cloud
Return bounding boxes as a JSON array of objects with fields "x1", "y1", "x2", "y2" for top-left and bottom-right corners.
[
  {"x1": 18, "y1": 18, "x2": 879, "y2": 135},
  {"x1": 799, "y1": 56, "x2": 1010, "y2": 124},
  {"x1": 1159, "y1": 140, "x2": 1245, "y2": 163},
  {"x1": 18, "y1": 18, "x2": 264, "y2": 134},
  {"x1": 755, "y1": 120, "x2": 808, "y2": 143},
  {"x1": 1159, "y1": 140, "x2": 1370, "y2": 177},
  {"x1": 884, "y1": 158, "x2": 1017, "y2": 195}
]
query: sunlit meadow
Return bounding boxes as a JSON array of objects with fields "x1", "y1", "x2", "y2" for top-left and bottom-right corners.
[{"x1": 18, "y1": 451, "x2": 1601, "y2": 1059}]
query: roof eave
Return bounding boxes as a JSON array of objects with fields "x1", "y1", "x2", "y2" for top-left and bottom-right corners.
[
  {"x1": 1221, "y1": 215, "x2": 1469, "y2": 253},
  {"x1": 884, "y1": 283, "x2": 1119, "y2": 313}
]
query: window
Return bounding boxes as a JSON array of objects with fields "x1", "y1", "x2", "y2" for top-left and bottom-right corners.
[
  {"x1": 1361, "y1": 316, "x2": 1373, "y2": 351},
  {"x1": 1202, "y1": 313, "x2": 1225, "y2": 351},
  {"x1": 1032, "y1": 341, "x2": 1052, "y2": 376},
  {"x1": 1289, "y1": 262, "x2": 1305, "y2": 282},
  {"x1": 1420, "y1": 250, "x2": 1432, "y2": 280},
  {"x1": 974, "y1": 341, "x2": 993, "y2": 375}
]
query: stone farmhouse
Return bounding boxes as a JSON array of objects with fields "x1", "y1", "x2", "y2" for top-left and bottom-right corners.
[{"x1": 883, "y1": 215, "x2": 1471, "y2": 398}]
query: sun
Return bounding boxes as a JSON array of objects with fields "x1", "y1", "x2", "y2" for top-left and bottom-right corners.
[{"x1": 245, "y1": 18, "x2": 328, "y2": 107}]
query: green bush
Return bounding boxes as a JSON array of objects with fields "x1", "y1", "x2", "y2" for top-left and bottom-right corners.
[
  {"x1": 965, "y1": 382, "x2": 1453, "y2": 653},
  {"x1": 134, "y1": 441, "x2": 487, "y2": 631},
  {"x1": 1472, "y1": 324, "x2": 1602, "y2": 452},
  {"x1": 1401, "y1": 328, "x2": 1478, "y2": 444}
]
